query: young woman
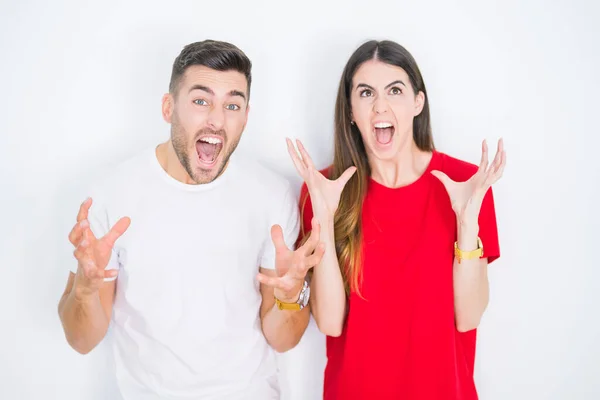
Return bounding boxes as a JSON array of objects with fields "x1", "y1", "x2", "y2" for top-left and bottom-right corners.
[{"x1": 288, "y1": 40, "x2": 506, "y2": 399}]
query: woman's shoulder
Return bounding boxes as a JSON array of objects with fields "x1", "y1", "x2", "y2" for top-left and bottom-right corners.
[{"x1": 434, "y1": 151, "x2": 479, "y2": 182}]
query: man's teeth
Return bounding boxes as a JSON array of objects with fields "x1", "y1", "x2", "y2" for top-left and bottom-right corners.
[
  {"x1": 374, "y1": 122, "x2": 393, "y2": 129},
  {"x1": 199, "y1": 137, "x2": 222, "y2": 145}
]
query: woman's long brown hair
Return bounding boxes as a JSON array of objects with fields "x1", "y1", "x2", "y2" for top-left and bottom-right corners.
[{"x1": 321, "y1": 40, "x2": 435, "y2": 295}]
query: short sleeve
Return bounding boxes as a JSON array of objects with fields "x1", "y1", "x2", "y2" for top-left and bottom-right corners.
[
  {"x1": 260, "y1": 185, "x2": 300, "y2": 270},
  {"x1": 68, "y1": 194, "x2": 121, "y2": 282},
  {"x1": 478, "y1": 187, "x2": 500, "y2": 264}
]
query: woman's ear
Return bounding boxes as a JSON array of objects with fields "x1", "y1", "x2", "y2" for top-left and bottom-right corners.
[{"x1": 414, "y1": 91, "x2": 425, "y2": 117}]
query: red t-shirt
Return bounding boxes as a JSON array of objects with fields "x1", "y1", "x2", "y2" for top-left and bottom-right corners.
[{"x1": 299, "y1": 151, "x2": 500, "y2": 400}]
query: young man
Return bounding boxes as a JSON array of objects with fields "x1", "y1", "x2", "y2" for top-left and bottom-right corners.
[{"x1": 58, "y1": 40, "x2": 321, "y2": 400}]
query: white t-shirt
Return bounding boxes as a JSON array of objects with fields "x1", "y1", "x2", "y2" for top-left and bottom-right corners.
[{"x1": 70, "y1": 147, "x2": 300, "y2": 400}]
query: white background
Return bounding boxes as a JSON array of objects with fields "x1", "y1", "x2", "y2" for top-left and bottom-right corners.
[{"x1": 1, "y1": 0, "x2": 599, "y2": 399}]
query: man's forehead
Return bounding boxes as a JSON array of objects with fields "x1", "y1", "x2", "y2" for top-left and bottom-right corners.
[{"x1": 182, "y1": 65, "x2": 247, "y2": 94}]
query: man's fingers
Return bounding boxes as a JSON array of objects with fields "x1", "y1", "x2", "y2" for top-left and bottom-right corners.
[
  {"x1": 77, "y1": 198, "x2": 92, "y2": 223},
  {"x1": 304, "y1": 242, "x2": 326, "y2": 268},
  {"x1": 256, "y1": 273, "x2": 291, "y2": 292},
  {"x1": 101, "y1": 217, "x2": 131, "y2": 249},
  {"x1": 270, "y1": 224, "x2": 288, "y2": 253},
  {"x1": 300, "y1": 218, "x2": 321, "y2": 255},
  {"x1": 73, "y1": 243, "x2": 98, "y2": 279},
  {"x1": 68, "y1": 219, "x2": 89, "y2": 246},
  {"x1": 73, "y1": 246, "x2": 86, "y2": 262},
  {"x1": 97, "y1": 267, "x2": 117, "y2": 280},
  {"x1": 72, "y1": 230, "x2": 91, "y2": 259},
  {"x1": 102, "y1": 269, "x2": 119, "y2": 279}
]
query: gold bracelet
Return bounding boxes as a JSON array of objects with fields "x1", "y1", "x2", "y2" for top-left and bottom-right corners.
[{"x1": 454, "y1": 237, "x2": 484, "y2": 264}]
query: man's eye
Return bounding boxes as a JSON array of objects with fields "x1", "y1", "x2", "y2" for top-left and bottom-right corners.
[{"x1": 193, "y1": 99, "x2": 208, "y2": 106}]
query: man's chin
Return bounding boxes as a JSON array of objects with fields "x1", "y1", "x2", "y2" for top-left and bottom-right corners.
[{"x1": 192, "y1": 160, "x2": 225, "y2": 184}]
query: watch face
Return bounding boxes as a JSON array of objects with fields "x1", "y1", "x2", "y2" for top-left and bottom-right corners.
[{"x1": 301, "y1": 285, "x2": 310, "y2": 307}]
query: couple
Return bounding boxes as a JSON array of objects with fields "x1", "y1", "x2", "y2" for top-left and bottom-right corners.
[{"x1": 58, "y1": 39, "x2": 505, "y2": 400}]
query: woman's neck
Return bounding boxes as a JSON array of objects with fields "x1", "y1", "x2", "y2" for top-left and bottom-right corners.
[{"x1": 369, "y1": 140, "x2": 433, "y2": 188}]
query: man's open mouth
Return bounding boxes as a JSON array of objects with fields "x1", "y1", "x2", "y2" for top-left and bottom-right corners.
[{"x1": 195, "y1": 135, "x2": 224, "y2": 166}]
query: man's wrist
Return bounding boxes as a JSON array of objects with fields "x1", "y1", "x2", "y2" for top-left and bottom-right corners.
[
  {"x1": 274, "y1": 286, "x2": 302, "y2": 304},
  {"x1": 72, "y1": 279, "x2": 98, "y2": 303},
  {"x1": 274, "y1": 279, "x2": 310, "y2": 310}
]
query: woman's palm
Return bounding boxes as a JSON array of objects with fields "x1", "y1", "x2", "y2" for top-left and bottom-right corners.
[{"x1": 286, "y1": 139, "x2": 356, "y2": 218}]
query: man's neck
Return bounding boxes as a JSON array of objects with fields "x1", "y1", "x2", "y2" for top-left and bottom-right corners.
[{"x1": 155, "y1": 141, "x2": 196, "y2": 185}]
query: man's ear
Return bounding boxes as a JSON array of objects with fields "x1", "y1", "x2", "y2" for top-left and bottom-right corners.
[{"x1": 162, "y1": 93, "x2": 174, "y2": 123}]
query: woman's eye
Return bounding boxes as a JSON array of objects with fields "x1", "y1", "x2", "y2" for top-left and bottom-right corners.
[
  {"x1": 390, "y1": 87, "x2": 402, "y2": 95},
  {"x1": 360, "y1": 90, "x2": 373, "y2": 97}
]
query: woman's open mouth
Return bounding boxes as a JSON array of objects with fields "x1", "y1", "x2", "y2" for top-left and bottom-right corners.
[{"x1": 373, "y1": 121, "x2": 395, "y2": 145}]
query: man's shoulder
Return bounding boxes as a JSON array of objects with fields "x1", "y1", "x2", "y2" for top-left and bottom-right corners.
[{"x1": 234, "y1": 155, "x2": 293, "y2": 195}]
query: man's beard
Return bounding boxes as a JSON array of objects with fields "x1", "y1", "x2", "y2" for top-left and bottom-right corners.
[{"x1": 171, "y1": 116, "x2": 241, "y2": 184}]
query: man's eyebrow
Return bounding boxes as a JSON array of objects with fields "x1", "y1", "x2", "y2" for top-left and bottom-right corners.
[
  {"x1": 188, "y1": 84, "x2": 214, "y2": 95},
  {"x1": 229, "y1": 90, "x2": 246, "y2": 101},
  {"x1": 188, "y1": 85, "x2": 247, "y2": 101}
]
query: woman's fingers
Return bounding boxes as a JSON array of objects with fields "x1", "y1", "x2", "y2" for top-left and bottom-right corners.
[
  {"x1": 286, "y1": 138, "x2": 307, "y2": 177},
  {"x1": 296, "y1": 139, "x2": 317, "y2": 170}
]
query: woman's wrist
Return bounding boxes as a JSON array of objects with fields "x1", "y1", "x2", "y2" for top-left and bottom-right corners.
[
  {"x1": 313, "y1": 211, "x2": 336, "y2": 243},
  {"x1": 456, "y1": 217, "x2": 479, "y2": 251}
]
